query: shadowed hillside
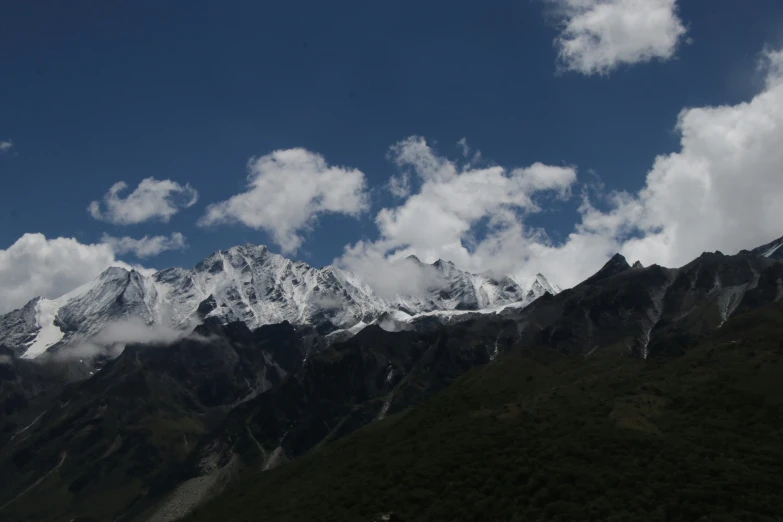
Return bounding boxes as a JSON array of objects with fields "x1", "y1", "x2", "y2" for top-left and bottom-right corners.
[{"x1": 186, "y1": 301, "x2": 783, "y2": 522}]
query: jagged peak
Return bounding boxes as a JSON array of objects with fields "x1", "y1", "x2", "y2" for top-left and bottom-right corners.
[
  {"x1": 432, "y1": 258, "x2": 455, "y2": 268},
  {"x1": 583, "y1": 253, "x2": 631, "y2": 286},
  {"x1": 632, "y1": 260, "x2": 644, "y2": 269},
  {"x1": 535, "y1": 273, "x2": 561, "y2": 294},
  {"x1": 99, "y1": 265, "x2": 131, "y2": 279},
  {"x1": 226, "y1": 243, "x2": 271, "y2": 257},
  {"x1": 608, "y1": 253, "x2": 629, "y2": 264},
  {"x1": 534, "y1": 273, "x2": 551, "y2": 285},
  {"x1": 698, "y1": 250, "x2": 726, "y2": 260},
  {"x1": 0, "y1": 239, "x2": 569, "y2": 359}
]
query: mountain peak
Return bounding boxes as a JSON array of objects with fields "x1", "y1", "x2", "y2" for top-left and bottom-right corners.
[
  {"x1": 99, "y1": 265, "x2": 131, "y2": 279},
  {"x1": 230, "y1": 243, "x2": 270, "y2": 255},
  {"x1": 583, "y1": 253, "x2": 631, "y2": 286},
  {"x1": 529, "y1": 273, "x2": 561, "y2": 297},
  {"x1": 0, "y1": 242, "x2": 565, "y2": 358},
  {"x1": 433, "y1": 259, "x2": 455, "y2": 268}
]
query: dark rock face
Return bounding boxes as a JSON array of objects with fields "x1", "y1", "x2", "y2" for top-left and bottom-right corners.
[
  {"x1": 0, "y1": 346, "x2": 82, "y2": 419},
  {"x1": 0, "y1": 320, "x2": 302, "y2": 522},
  {"x1": 581, "y1": 253, "x2": 632, "y2": 286},
  {"x1": 505, "y1": 245, "x2": 783, "y2": 359},
  {"x1": 507, "y1": 263, "x2": 675, "y2": 357},
  {"x1": 193, "y1": 318, "x2": 517, "y2": 471}
]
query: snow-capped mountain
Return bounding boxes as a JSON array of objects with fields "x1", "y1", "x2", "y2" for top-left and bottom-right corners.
[{"x1": 0, "y1": 244, "x2": 561, "y2": 359}]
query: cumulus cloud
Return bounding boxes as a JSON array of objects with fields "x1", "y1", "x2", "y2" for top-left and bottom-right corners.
[
  {"x1": 337, "y1": 136, "x2": 578, "y2": 293},
  {"x1": 339, "y1": 244, "x2": 447, "y2": 300},
  {"x1": 0, "y1": 233, "x2": 169, "y2": 314},
  {"x1": 88, "y1": 177, "x2": 199, "y2": 225},
  {"x1": 339, "y1": 53, "x2": 783, "y2": 293},
  {"x1": 0, "y1": 140, "x2": 13, "y2": 152},
  {"x1": 199, "y1": 148, "x2": 369, "y2": 253},
  {"x1": 550, "y1": 0, "x2": 687, "y2": 75},
  {"x1": 760, "y1": 47, "x2": 783, "y2": 88},
  {"x1": 101, "y1": 232, "x2": 188, "y2": 258},
  {"x1": 0, "y1": 234, "x2": 119, "y2": 314},
  {"x1": 584, "y1": 45, "x2": 783, "y2": 271}
]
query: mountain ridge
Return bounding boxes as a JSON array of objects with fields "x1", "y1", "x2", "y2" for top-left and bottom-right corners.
[
  {"x1": 0, "y1": 233, "x2": 782, "y2": 522},
  {"x1": 0, "y1": 244, "x2": 561, "y2": 359}
]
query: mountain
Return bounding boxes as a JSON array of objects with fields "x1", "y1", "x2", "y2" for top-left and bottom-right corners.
[
  {"x1": 504, "y1": 246, "x2": 783, "y2": 360},
  {"x1": 0, "y1": 244, "x2": 560, "y2": 359},
  {"x1": 1, "y1": 233, "x2": 782, "y2": 522},
  {"x1": 185, "y1": 299, "x2": 783, "y2": 522},
  {"x1": 0, "y1": 318, "x2": 304, "y2": 522},
  {"x1": 745, "y1": 235, "x2": 783, "y2": 260}
]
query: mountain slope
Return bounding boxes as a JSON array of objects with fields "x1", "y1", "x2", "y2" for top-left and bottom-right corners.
[
  {"x1": 0, "y1": 319, "x2": 304, "y2": 522},
  {"x1": 746, "y1": 235, "x2": 783, "y2": 260},
  {"x1": 501, "y1": 245, "x2": 783, "y2": 360},
  {"x1": 185, "y1": 300, "x2": 783, "y2": 522},
  {"x1": 149, "y1": 237, "x2": 783, "y2": 521}
]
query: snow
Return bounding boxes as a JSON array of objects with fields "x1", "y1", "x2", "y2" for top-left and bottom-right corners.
[
  {"x1": 535, "y1": 273, "x2": 562, "y2": 294},
  {"x1": 21, "y1": 299, "x2": 65, "y2": 358},
  {"x1": 348, "y1": 321, "x2": 368, "y2": 335},
  {"x1": 763, "y1": 241, "x2": 783, "y2": 258},
  {"x1": 3, "y1": 242, "x2": 564, "y2": 357},
  {"x1": 19, "y1": 277, "x2": 96, "y2": 359}
]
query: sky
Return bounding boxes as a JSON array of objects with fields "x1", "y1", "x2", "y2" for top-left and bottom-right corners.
[{"x1": 2, "y1": 0, "x2": 783, "y2": 313}]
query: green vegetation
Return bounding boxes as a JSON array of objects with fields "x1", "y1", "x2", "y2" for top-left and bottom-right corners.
[{"x1": 187, "y1": 302, "x2": 783, "y2": 522}]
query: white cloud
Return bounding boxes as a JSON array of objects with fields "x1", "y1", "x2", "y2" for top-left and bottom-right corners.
[
  {"x1": 337, "y1": 136, "x2": 578, "y2": 292},
  {"x1": 551, "y1": 0, "x2": 687, "y2": 75},
  {"x1": 0, "y1": 234, "x2": 118, "y2": 314},
  {"x1": 57, "y1": 316, "x2": 197, "y2": 360},
  {"x1": 339, "y1": 54, "x2": 783, "y2": 294},
  {"x1": 588, "y1": 45, "x2": 783, "y2": 271},
  {"x1": 339, "y1": 242, "x2": 447, "y2": 299},
  {"x1": 760, "y1": 47, "x2": 783, "y2": 88},
  {"x1": 199, "y1": 148, "x2": 369, "y2": 253},
  {"x1": 386, "y1": 172, "x2": 411, "y2": 199},
  {"x1": 0, "y1": 233, "x2": 173, "y2": 314},
  {"x1": 101, "y1": 232, "x2": 187, "y2": 258},
  {"x1": 457, "y1": 137, "x2": 470, "y2": 157},
  {"x1": 0, "y1": 140, "x2": 13, "y2": 152},
  {"x1": 88, "y1": 177, "x2": 199, "y2": 225}
]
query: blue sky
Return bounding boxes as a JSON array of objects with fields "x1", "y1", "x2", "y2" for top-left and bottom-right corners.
[{"x1": 2, "y1": 0, "x2": 783, "y2": 312}]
